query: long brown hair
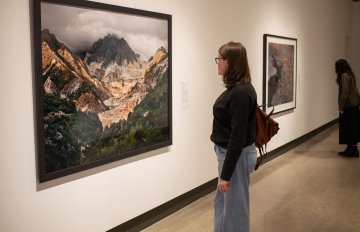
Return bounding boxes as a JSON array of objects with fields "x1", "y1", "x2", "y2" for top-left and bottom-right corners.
[
  {"x1": 219, "y1": 41, "x2": 251, "y2": 88},
  {"x1": 335, "y1": 59, "x2": 356, "y2": 85}
]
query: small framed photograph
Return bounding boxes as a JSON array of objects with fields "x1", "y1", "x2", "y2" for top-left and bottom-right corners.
[
  {"x1": 33, "y1": 0, "x2": 172, "y2": 182},
  {"x1": 263, "y1": 34, "x2": 297, "y2": 114}
]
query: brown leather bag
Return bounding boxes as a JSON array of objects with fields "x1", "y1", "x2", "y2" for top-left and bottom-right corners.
[{"x1": 255, "y1": 105, "x2": 279, "y2": 170}]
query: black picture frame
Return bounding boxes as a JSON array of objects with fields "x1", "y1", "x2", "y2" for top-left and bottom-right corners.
[
  {"x1": 263, "y1": 34, "x2": 297, "y2": 114},
  {"x1": 33, "y1": 0, "x2": 172, "y2": 182}
]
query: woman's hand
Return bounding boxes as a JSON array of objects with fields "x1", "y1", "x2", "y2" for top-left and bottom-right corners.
[{"x1": 218, "y1": 179, "x2": 230, "y2": 192}]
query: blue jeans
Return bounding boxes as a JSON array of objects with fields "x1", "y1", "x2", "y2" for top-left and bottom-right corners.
[{"x1": 214, "y1": 143, "x2": 257, "y2": 232}]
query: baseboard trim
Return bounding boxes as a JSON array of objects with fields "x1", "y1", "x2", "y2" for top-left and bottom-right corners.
[
  {"x1": 107, "y1": 178, "x2": 217, "y2": 232},
  {"x1": 107, "y1": 119, "x2": 337, "y2": 232}
]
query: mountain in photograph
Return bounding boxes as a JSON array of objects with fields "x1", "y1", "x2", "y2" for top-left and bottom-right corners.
[
  {"x1": 84, "y1": 33, "x2": 140, "y2": 77},
  {"x1": 41, "y1": 30, "x2": 168, "y2": 128},
  {"x1": 97, "y1": 45, "x2": 169, "y2": 128},
  {"x1": 40, "y1": 29, "x2": 169, "y2": 173},
  {"x1": 41, "y1": 29, "x2": 110, "y2": 113}
]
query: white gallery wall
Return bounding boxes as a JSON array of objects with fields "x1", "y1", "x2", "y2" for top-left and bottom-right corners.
[
  {"x1": 0, "y1": 0, "x2": 357, "y2": 231},
  {"x1": 352, "y1": 2, "x2": 360, "y2": 90}
]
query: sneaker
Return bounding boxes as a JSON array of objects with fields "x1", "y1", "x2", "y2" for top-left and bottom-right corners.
[
  {"x1": 338, "y1": 146, "x2": 351, "y2": 156},
  {"x1": 340, "y1": 147, "x2": 359, "y2": 158}
]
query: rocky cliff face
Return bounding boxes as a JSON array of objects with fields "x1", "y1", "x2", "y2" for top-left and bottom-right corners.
[
  {"x1": 98, "y1": 47, "x2": 168, "y2": 128},
  {"x1": 41, "y1": 30, "x2": 168, "y2": 129},
  {"x1": 84, "y1": 34, "x2": 139, "y2": 68},
  {"x1": 41, "y1": 29, "x2": 110, "y2": 113},
  {"x1": 267, "y1": 43, "x2": 294, "y2": 106}
]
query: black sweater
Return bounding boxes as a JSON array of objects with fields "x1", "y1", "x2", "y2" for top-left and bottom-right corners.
[{"x1": 210, "y1": 83, "x2": 257, "y2": 181}]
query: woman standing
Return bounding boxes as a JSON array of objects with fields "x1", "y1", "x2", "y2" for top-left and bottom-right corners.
[
  {"x1": 335, "y1": 59, "x2": 360, "y2": 157},
  {"x1": 211, "y1": 42, "x2": 257, "y2": 232}
]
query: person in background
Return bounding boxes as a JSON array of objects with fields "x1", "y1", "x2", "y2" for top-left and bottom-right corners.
[
  {"x1": 335, "y1": 59, "x2": 360, "y2": 157},
  {"x1": 211, "y1": 41, "x2": 257, "y2": 232}
]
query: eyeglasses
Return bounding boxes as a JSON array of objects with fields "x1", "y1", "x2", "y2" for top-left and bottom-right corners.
[{"x1": 215, "y1": 57, "x2": 225, "y2": 64}]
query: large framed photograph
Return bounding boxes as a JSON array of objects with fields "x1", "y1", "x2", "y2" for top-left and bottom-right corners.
[
  {"x1": 263, "y1": 34, "x2": 297, "y2": 114},
  {"x1": 33, "y1": 0, "x2": 172, "y2": 182}
]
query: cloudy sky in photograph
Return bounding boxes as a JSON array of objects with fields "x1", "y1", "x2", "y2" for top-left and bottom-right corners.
[{"x1": 41, "y1": 2, "x2": 168, "y2": 60}]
